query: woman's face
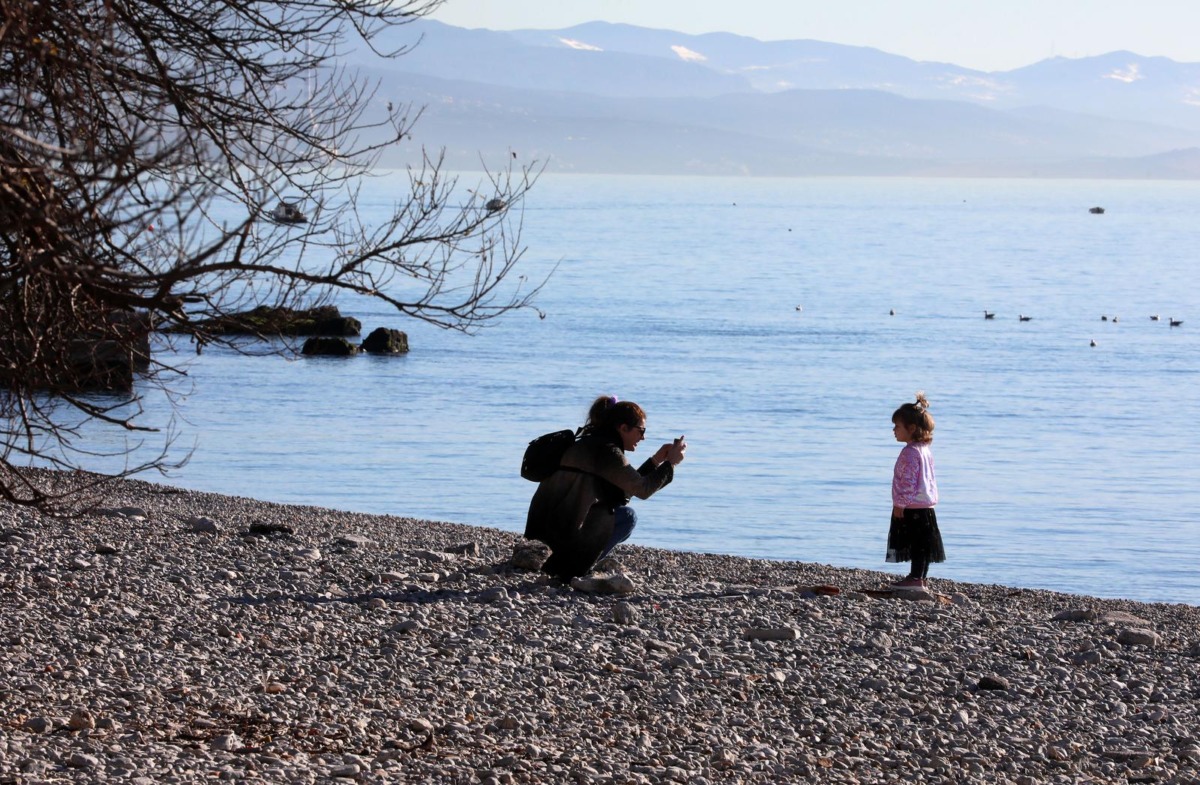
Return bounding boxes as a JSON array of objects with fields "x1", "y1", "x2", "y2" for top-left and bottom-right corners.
[{"x1": 619, "y1": 420, "x2": 646, "y2": 451}]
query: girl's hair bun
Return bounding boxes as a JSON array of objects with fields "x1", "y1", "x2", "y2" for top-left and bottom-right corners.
[{"x1": 893, "y1": 392, "x2": 935, "y2": 442}]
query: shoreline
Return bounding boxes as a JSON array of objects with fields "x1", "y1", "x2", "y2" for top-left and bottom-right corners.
[
  {"x1": 2, "y1": 474, "x2": 1199, "y2": 783},
  {"x1": 135, "y1": 476, "x2": 1196, "y2": 610}
]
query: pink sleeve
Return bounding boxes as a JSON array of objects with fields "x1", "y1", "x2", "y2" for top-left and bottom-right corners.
[{"x1": 892, "y1": 446, "x2": 920, "y2": 507}]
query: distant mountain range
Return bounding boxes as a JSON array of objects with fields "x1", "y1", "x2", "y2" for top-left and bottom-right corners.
[{"x1": 347, "y1": 19, "x2": 1200, "y2": 177}]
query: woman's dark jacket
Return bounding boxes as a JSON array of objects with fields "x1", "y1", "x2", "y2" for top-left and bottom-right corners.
[{"x1": 524, "y1": 432, "x2": 673, "y2": 579}]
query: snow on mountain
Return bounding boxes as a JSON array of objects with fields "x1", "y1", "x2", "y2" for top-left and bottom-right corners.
[
  {"x1": 558, "y1": 38, "x2": 602, "y2": 52},
  {"x1": 345, "y1": 19, "x2": 1200, "y2": 176},
  {"x1": 1104, "y1": 63, "x2": 1145, "y2": 84},
  {"x1": 670, "y1": 46, "x2": 707, "y2": 63}
]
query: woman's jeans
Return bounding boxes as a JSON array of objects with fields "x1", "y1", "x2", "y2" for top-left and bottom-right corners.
[{"x1": 597, "y1": 505, "x2": 637, "y2": 562}]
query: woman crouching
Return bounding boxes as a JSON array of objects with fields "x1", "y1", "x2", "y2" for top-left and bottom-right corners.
[{"x1": 524, "y1": 395, "x2": 686, "y2": 579}]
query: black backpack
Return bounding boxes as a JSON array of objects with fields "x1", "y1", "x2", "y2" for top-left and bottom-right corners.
[{"x1": 521, "y1": 428, "x2": 579, "y2": 482}]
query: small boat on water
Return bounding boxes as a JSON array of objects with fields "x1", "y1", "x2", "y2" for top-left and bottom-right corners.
[
  {"x1": 269, "y1": 201, "x2": 307, "y2": 224},
  {"x1": 1089, "y1": 206, "x2": 1105, "y2": 214}
]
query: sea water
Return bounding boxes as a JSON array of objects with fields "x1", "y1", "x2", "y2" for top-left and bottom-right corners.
[{"x1": 83, "y1": 174, "x2": 1200, "y2": 605}]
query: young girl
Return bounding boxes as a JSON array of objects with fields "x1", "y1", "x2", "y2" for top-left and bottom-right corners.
[{"x1": 886, "y1": 392, "x2": 945, "y2": 589}]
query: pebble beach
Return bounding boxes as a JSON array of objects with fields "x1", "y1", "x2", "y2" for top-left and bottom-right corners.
[{"x1": 2, "y1": 471, "x2": 1199, "y2": 784}]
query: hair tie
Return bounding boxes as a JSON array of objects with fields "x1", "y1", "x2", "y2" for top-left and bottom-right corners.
[{"x1": 607, "y1": 395, "x2": 619, "y2": 406}]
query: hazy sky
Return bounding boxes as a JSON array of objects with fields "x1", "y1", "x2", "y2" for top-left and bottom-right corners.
[{"x1": 428, "y1": 1, "x2": 1200, "y2": 72}]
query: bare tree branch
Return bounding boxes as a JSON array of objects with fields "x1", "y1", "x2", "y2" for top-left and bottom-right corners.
[{"x1": 0, "y1": 0, "x2": 545, "y2": 510}]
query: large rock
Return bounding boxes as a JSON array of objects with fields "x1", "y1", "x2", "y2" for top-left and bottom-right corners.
[
  {"x1": 360, "y1": 327, "x2": 409, "y2": 354},
  {"x1": 113, "y1": 309, "x2": 154, "y2": 371},
  {"x1": 1117, "y1": 628, "x2": 1161, "y2": 647},
  {"x1": 14, "y1": 308, "x2": 155, "y2": 393},
  {"x1": 189, "y1": 305, "x2": 361, "y2": 337},
  {"x1": 301, "y1": 337, "x2": 358, "y2": 356},
  {"x1": 64, "y1": 338, "x2": 137, "y2": 391}
]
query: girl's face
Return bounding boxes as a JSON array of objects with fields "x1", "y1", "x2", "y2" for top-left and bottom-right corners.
[
  {"x1": 618, "y1": 420, "x2": 646, "y2": 451},
  {"x1": 893, "y1": 419, "x2": 916, "y2": 443}
]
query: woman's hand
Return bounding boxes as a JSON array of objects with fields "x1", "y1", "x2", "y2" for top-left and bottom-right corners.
[
  {"x1": 666, "y1": 436, "x2": 687, "y2": 466},
  {"x1": 654, "y1": 436, "x2": 687, "y2": 466}
]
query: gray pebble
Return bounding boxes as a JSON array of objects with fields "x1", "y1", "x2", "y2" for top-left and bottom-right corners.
[
  {"x1": 211, "y1": 733, "x2": 241, "y2": 751},
  {"x1": 188, "y1": 516, "x2": 219, "y2": 534},
  {"x1": 22, "y1": 716, "x2": 53, "y2": 734},
  {"x1": 67, "y1": 753, "x2": 100, "y2": 769},
  {"x1": 742, "y1": 627, "x2": 799, "y2": 641},
  {"x1": 977, "y1": 675, "x2": 1010, "y2": 691},
  {"x1": 612, "y1": 601, "x2": 640, "y2": 625}
]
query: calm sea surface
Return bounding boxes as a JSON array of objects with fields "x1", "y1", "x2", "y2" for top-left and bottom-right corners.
[{"x1": 91, "y1": 174, "x2": 1200, "y2": 605}]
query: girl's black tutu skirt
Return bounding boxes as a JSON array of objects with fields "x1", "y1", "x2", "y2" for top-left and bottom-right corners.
[{"x1": 885, "y1": 507, "x2": 946, "y2": 564}]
